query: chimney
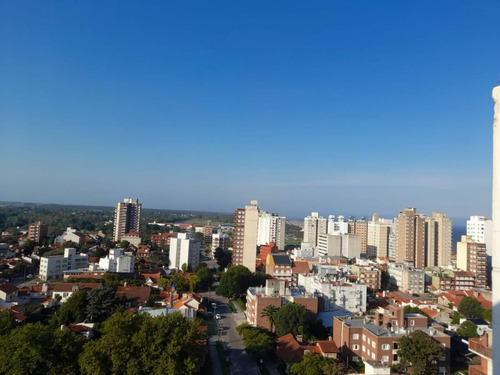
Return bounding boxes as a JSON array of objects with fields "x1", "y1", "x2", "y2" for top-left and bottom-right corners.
[{"x1": 296, "y1": 335, "x2": 303, "y2": 343}]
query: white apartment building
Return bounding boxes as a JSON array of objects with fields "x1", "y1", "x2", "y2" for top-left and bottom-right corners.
[
  {"x1": 54, "y1": 227, "x2": 84, "y2": 246},
  {"x1": 467, "y1": 215, "x2": 493, "y2": 256},
  {"x1": 303, "y1": 212, "x2": 327, "y2": 247},
  {"x1": 257, "y1": 211, "x2": 286, "y2": 250},
  {"x1": 211, "y1": 232, "x2": 230, "y2": 253},
  {"x1": 39, "y1": 248, "x2": 89, "y2": 281},
  {"x1": 298, "y1": 274, "x2": 367, "y2": 313},
  {"x1": 388, "y1": 263, "x2": 425, "y2": 294},
  {"x1": 169, "y1": 233, "x2": 201, "y2": 270},
  {"x1": 317, "y1": 233, "x2": 361, "y2": 259},
  {"x1": 327, "y1": 215, "x2": 349, "y2": 235},
  {"x1": 98, "y1": 248, "x2": 135, "y2": 273}
]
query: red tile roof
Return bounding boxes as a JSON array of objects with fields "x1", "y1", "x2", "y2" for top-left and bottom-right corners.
[
  {"x1": 116, "y1": 286, "x2": 151, "y2": 305},
  {"x1": 292, "y1": 261, "x2": 310, "y2": 274},
  {"x1": 277, "y1": 334, "x2": 304, "y2": 364},
  {"x1": 0, "y1": 280, "x2": 18, "y2": 294},
  {"x1": 316, "y1": 340, "x2": 339, "y2": 354}
]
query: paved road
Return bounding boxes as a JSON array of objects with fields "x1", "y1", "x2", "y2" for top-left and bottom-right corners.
[{"x1": 206, "y1": 294, "x2": 261, "y2": 375}]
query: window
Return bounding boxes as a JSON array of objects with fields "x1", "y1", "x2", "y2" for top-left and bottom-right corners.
[
  {"x1": 362, "y1": 334, "x2": 366, "y2": 341},
  {"x1": 352, "y1": 344, "x2": 359, "y2": 350},
  {"x1": 352, "y1": 333, "x2": 359, "y2": 340},
  {"x1": 410, "y1": 320, "x2": 415, "y2": 326},
  {"x1": 371, "y1": 352, "x2": 376, "y2": 360},
  {"x1": 381, "y1": 355, "x2": 389, "y2": 363},
  {"x1": 352, "y1": 356, "x2": 358, "y2": 362},
  {"x1": 372, "y1": 341, "x2": 376, "y2": 349},
  {"x1": 381, "y1": 344, "x2": 390, "y2": 350}
]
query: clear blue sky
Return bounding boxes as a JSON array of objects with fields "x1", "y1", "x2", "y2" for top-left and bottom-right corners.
[{"x1": 1, "y1": 1, "x2": 499, "y2": 220}]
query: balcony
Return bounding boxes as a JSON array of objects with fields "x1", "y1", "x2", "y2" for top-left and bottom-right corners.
[{"x1": 468, "y1": 338, "x2": 492, "y2": 359}]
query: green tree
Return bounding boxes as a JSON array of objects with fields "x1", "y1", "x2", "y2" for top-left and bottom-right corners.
[
  {"x1": 86, "y1": 287, "x2": 120, "y2": 322},
  {"x1": 52, "y1": 290, "x2": 88, "y2": 326},
  {"x1": 158, "y1": 277, "x2": 171, "y2": 288},
  {"x1": 0, "y1": 323, "x2": 84, "y2": 375},
  {"x1": 457, "y1": 320, "x2": 479, "y2": 338},
  {"x1": 216, "y1": 265, "x2": 252, "y2": 299},
  {"x1": 214, "y1": 247, "x2": 232, "y2": 269},
  {"x1": 170, "y1": 273, "x2": 188, "y2": 291},
  {"x1": 261, "y1": 304, "x2": 279, "y2": 333},
  {"x1": 189, "y1": 275, "x2": 201, "y2": 291},
  {"x1": 101, "y1": 272, "x2": 120, "y2": 288},
  {"x1": 458, "y1": 296, "x2": 484, "y2": 319},
  {"x1": 195, "y1": 266, "x2": 214, "y2": 290},
  {"x1": 397, "y1": 330, "x2": 444, "y2": 375},
  {"x1": 483, "y1": 308, "x2": 492, "y2": 322},
  {"x1": 236, "y1": 324, "x2": 275, "y2": 358},
  {"x1": 0, "y1": 310, "x2": 17, "y2": 335},
  {"x1": 181, "y1": 263, "x2": 188, "y2": 272},
  {"x1": 149, "y1": 251, "x2": 169, "y2": 267},
  {"x1": 79, "y1": 311, "x2": 206, "y2": 375},
  {"x1": 290, "y1": 353, "x2": 342, "y2": 375},
  {"x1": 274, "y1": 303, "x2": 307, "y2": 337},
  {"x1": 118, "y1": 240, "x2": 130, "y2": 248},
  {"x1": 380, "y1": 269, "x2": 390, "y2": 290}
]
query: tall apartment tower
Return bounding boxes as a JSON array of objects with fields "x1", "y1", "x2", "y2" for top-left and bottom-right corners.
[
  {"x1": 395, "y1": 208, "x2": 426, "y2": 268},
  {"x1": 303, "y1": 212, "x2": 327, "y2": 247},
  {"x1": 457, "y1": 235, "x2": 487, "y2": 288},
  {"x1": 28, "y1": 221, "x2": 48, "y2": 243},
  {"x1": 425, "y1": 212, "x2": 452, "y2": 267},
  {"x1": 467, "y1": 215, "x2": 493, "y2": 256},
  {"x1": 257, "y1": 212, "x2": 286, "y2": 250},
  {"x1": 233, "y1": 200, "x2": 260, "y2": 272},
  {"x1": 113, "y1": 198, "x2": 142, "y2": 242},
  {"x1": 348, "y1": 220, "x2": 368, "y2": 254},
  {"x1": 367, "y1": 216, "x2": 392, "y2": 259}
]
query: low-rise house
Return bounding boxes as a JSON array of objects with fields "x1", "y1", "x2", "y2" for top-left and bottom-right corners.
[
  {"x1": 64, "y1": 323, "x2": 95, "y2": 339},
  {"x1": 266, "y1": 253, "x2": 292, "y2": 282},
  {"x1": 54, "y1": 227, "x2": 85, "y2": 246},
  {"x1": 0, "y1": 280, "x2": 18, "y2": 305},
  {"x1": 150, "y1": 232, "x2": 178, "y2": 247},
  {"x1": 52, "y1": 282, "x2": 102, "y2": 303},
  {"x1": 121, "y1": 232, "x2": 142, "y2": 247}
]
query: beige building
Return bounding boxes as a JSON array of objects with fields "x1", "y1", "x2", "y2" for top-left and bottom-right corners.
[
  {"x1": 457, "y1": 235, "x2": 487, "y2": 288},
  {"x1": 233, "y1": 200, "x2": 259, "y2": 272},
  {"x1": 425, "y1": 212, "x2": 452, "y2": 268},
  {"x1": 348, "y1": 220, "x2": 368, "y2": 254},
  {"x1": 28, "y1": 221, "x2": 48, "y2": 243},
  {"x1": 303, "y1": 212, "x2": 327, "y2": 248},
  {"x1": 395, "y1": 208, "x2": 426, "y2": 268},
  {"x1": 113, "y1": 198, "x2": 142, "y2": 242},
  {"x1": 367, "y1": 217, "x2": 392, "y2": 259}
]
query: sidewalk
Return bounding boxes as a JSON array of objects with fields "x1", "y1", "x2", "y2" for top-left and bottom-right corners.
[{"x1": 208, "y1": 337, "x2": 223, "y2": 375}]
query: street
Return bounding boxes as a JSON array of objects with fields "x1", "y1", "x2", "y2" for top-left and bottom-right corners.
[{"x1": 204, "y1": 292, "x2": 261, "y2": 375}]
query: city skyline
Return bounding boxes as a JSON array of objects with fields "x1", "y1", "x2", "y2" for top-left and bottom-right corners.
[{"x1": 1, "y1": 1, "x2": 499, "y2": 219}]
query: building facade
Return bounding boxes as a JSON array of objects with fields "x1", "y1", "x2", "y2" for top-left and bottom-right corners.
[
  {"x1": 467, "y1": 215, "x2": 493, "y2": 256},
  {"x1": 457, "y1": 235, "x2": 488, "y2": 288},
  {"x1": 113, "y1": 198, "x2": 142, "y2": 242},
  {"x1": 28, "y1": 221, "x2": 48, "y2": 243},
  {"x1": 303, "y1": 212, "x2": 327, "y2": 248},
  {"x1": 169, "y1": 233, "x2": 201, "y2": 270},
  {"x1": 233, "y1": 200, "x2": 259, "y2": 272},
  {"x1": 39, "y1": 248, "x2": 88, "y2": 281}
]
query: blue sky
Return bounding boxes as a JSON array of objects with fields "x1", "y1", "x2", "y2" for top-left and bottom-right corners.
[{"x1": 1, "y1": 1, "x2": 499, "y2": 220}]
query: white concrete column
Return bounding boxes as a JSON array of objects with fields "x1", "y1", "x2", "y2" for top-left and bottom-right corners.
[{"x1": 491, "y1": 84, "x2": 500, "y2": 375}]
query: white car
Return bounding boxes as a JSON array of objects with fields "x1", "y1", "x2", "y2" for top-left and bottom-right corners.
[{"x1": 215, "y1": 314, "x2": 221, "y2": 320}]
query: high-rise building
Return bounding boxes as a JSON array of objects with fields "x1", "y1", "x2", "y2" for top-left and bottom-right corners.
[
  {"x1": 348, "y1": 220, "x2": 368, "y2": 254},
  {"x1": 457, "y1": 235, "x2": 487, "y2": 289},
  {"x1": 28, "y1": 221, "x2": 48, "y2": 243},
  {"x1": 169, "y1": 233, "x2": 201, "y2": 270},
  {"x1": 395, "y1": 208, "x2": 426, "y2": 268},
  {"x1": 467, "y1": 215, "x2": 493, "y2": 256},
  {"x1": 233, "y1": 200, "x2": 260, "y2": 272},
  {"x1": 303, "y1": 212, "x2": 327, "y2": 247},
  {"x1": 327, "y1": 215, "x2": 349, "y2": 235},
  {"x1": 367, "y1": 216, "x2": 392, "y2": 259},
  {"x1": 425, "y1": 212, "x2": 452, "y2": 268},
  {"x1": 113, "y1": 198, "x2": 142, "y2": 242},
  {"x1": 257, "y1": 212, "x2": 286, "y2": 250},
  {"x1": 202, "y1": 224, "x2": 214, "y2": 247}
]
